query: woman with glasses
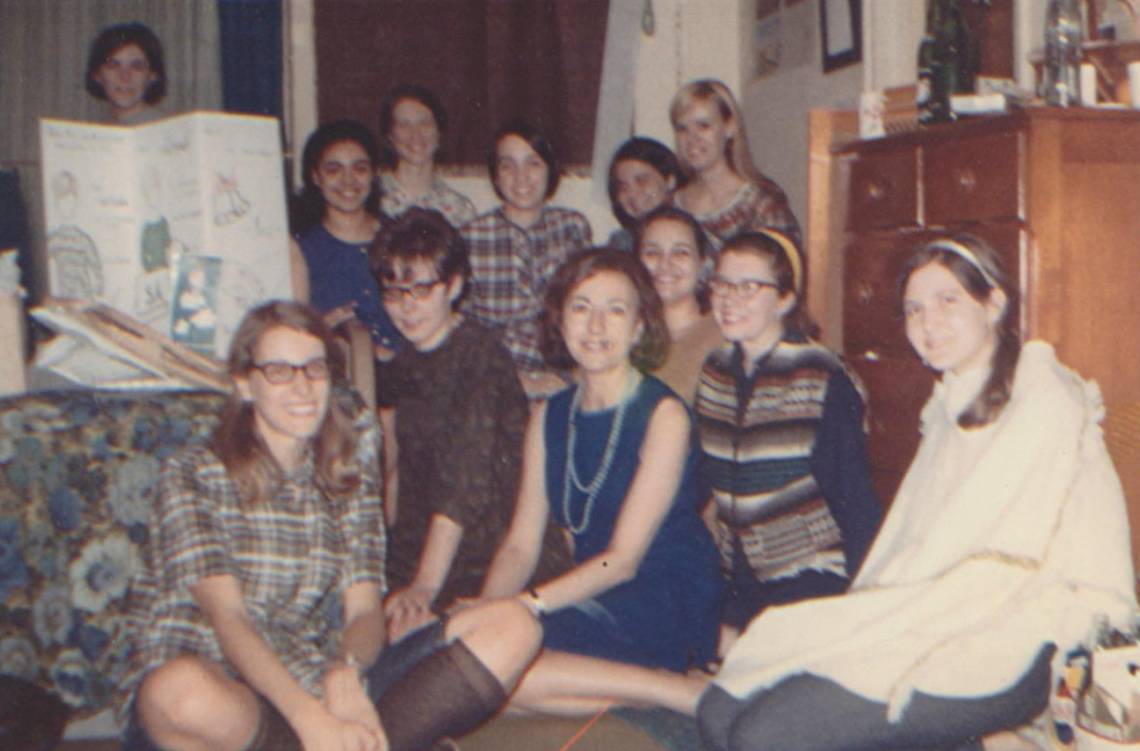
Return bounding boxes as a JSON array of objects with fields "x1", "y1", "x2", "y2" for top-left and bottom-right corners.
[
  {"x1": 694, "y1": 230, "x2": 881, "y2": 651},
  {"x1": 635, "y1": 206, "x2": 722, "y2": 404},
  {"x1": 371, "y1": 208, "x2": 569, "y2": 642},
  {"x1": 697, "y1": 236, "x2": 1136, "y2": 751},
  {"x1": 477, "y1": 248, "x2": 721, "y2": 716},
  {"x1": 670, "y1": 79, "x2": 800, "y2": 254},
  {"x1": 291, "y1": 120, "x2": 403, "y2": 353},
  {"x1": 377, "y1": 84, "x2": 476, "y2": 227},
  {"x1": 122, "y1": 300, "x2": 542, "y2": 751},
  {"x1": 86, "y1": 22, "x2": 167, "y2": 124}
]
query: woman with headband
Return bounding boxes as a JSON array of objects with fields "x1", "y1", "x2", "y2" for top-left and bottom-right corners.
[
  {"x1": 697, "y1": 234, "x2": 1136, "y2": 751},
  {"x1": 694, "y1": 230, "x2": 881, "y2": 652},
  {"x1": 670, "y1": 79, "x2": 800, "y2": 254}
]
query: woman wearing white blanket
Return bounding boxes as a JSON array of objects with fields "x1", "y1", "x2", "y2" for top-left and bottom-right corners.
[{"x1": 697, "y1": 234, "x2": 1137, "y2": 751}]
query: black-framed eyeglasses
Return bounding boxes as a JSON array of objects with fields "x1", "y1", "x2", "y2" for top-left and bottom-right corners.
[
  {"x1": 382, "y1": 279, "x2": 443, "y2": 303},
  {"x1": 708, "y1": 276, "x2": 780, "y2": 300},
  {"x1": 251, "y1": 358, "x2": 331, "y2": 385}
]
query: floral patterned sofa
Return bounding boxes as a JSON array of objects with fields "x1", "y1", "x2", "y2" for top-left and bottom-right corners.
[
  {"x1": 0, "y1": 388, "x2": 226, "y2": 723},
  {"x1": 0, "y1": 388, "x2": 696, "y2": 750}
]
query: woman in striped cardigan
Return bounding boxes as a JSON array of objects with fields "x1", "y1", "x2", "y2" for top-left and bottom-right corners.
[{"x1": 694, "y1": 230, "x2": 882, "y2": 651}]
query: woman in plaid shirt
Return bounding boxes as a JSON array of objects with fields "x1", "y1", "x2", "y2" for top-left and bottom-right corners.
[
  {"x1": 123, "y1": 301, "x2": 540, "y2": 751},
  {"x1": 460, "y1": 119, "x2": 592, "y2": 399}
]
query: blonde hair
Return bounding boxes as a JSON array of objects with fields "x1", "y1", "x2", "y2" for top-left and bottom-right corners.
[{"x1": 669, "y1": 79, "x2": 762, "y2": 184}]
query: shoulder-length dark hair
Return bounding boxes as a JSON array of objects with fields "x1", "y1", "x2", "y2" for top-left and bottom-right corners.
[
  {"x1": 487, "y1": 118, "x2": 561, "y2": 202},
  {"x1": 608, "y1": 137, "x2": 683, "y2": 229},
  {"x1": 291, "y1": 120, "x2": 382, "y2": 236},
  {"x1": 212, "y1": 301, "x2": 360, "y2": 508},
  {"x1": 371, "y1": 207, "x2": 470, "y2": 310},
  {"x1": 85, "y1": 22, "x2": 167, "y2": 105},
  {"x1": 377, "y1": 83, "x2": 448, "y2": 168},
  {"x1": 541, "y1": 247, "x2": 669, "y2": 372},
  {"x1": 719, "y1": 230, "x2": 819, "y2": 339},
  {"x1": 634, "y1": 205, "x2": 712, "y2": 314},
  {"x1": 898, "y1": 234, "x2": 1020, "y2": 429}
]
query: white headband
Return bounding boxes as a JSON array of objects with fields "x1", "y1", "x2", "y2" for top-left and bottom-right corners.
[{"x1": 925, "y1": 239, "x2": 999, "y2": 289}]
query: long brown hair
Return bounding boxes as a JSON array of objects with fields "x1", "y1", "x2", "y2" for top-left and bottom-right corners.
[
  {"x1": 898, "y1": 234, "x2": 1020, "y2": 429},
  {"x1": 212, "y1": 301, "x2": 360, "y2": 507}
]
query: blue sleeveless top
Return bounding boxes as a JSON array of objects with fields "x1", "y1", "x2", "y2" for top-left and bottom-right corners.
[
  {"x1": 541, "y1": 374, "x2": 722, "y2": 671},
  {"x1": 296, "y1": 225, "x2": 402, "y2": 350}
]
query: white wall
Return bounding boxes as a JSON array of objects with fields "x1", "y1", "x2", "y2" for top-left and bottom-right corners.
[{"x1": 740, "y1": 0, "x2": 864, "y2": 230}]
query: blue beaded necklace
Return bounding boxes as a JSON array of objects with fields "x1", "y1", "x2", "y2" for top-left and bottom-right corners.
[{"x1": 562, "y1": 371, "x2": 642, "y2": 535}]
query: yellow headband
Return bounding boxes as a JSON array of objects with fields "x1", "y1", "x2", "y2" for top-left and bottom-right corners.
[
  {"x1": 925, "y1": 239, "x2": 998, "y2": 288},
  {"x1": 756, "y1": 228, "x2": 803, "y2": 294}
]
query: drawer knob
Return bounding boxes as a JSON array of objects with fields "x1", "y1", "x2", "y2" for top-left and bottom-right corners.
[
  {"x1": 861, "y1": 349, "x2": 881, "y2": 363},
  {"x1": 865, "y1": 179, "x2": 885, "y2": 202},
  {"x1": 856, "y1": 282, "x2": 874, "y2": 305},
  {"x1": 954, "y1": 167, "x2": 978, "y2": 194}
]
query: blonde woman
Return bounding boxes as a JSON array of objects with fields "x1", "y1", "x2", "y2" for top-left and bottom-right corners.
[{"x1": 670, "y1": 79, "x2": 800, "y2": 253}]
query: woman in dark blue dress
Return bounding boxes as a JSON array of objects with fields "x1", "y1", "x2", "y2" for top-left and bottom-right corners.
[{"x1": 478, "y1": 247, "x2": 721, "y2": 716}]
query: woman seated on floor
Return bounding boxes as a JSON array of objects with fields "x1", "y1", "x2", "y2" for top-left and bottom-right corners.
[
  {"x1": 475, "y1": 247, "x2": 722, "y2": 717},
  {"x1": 372, "y1": 208, "x2": 569, "y2": 641},
  {"x1": 635, "y1": 206, "x2": 723, "y2": 405},
  {"x1": 697, "y1": 234, "x2": 1137, "y2": 751},
  {"x1": 694, "y1": 229, "x2": 880, "y2": 650},
  {"x1": 120, "y1": 300, "x2": 540, "y2": 751}
]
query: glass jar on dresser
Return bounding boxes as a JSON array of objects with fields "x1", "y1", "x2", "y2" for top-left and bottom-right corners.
[{"x1": 823, "y1": 108, "x2": 1140, "y2": 510}]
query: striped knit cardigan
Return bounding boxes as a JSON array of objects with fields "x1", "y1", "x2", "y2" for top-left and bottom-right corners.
[{"x1": 695, "y1": 338, "x2": 867, "y2": 584}]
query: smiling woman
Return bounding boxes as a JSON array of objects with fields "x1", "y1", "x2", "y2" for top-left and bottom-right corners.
[
  {"x1": 460, "y1": 119, "x2": 592, "y2": 398},
  {"x1": 290, "y1": 120, "x2": 403, "y2": 351},
  {"x1": 119, "y1": 300, "x2": 545, "y2": 751}
]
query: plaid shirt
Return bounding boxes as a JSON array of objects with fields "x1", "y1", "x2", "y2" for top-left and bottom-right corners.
[
  {"x1": 121, "y1": 410, "x2": 384, "y2": 710},
  {"x1": 675, "y1": 177, "x2": 801, "y2": 254},
  {"x1": 460, "y1": 206, "x2": 592, "y2": 373},
  {"x1": 379, "y1": 172, "x2": 477, "y2": 227}
]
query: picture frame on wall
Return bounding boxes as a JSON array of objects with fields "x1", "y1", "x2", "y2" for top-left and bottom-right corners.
[{"x1": 820, "y1": 0, "x2": 862, "y2": 73}]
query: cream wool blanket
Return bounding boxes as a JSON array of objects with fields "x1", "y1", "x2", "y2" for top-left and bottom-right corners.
[{"x1": 715, "y1": 342, "x2": 1136, "y2": 719}]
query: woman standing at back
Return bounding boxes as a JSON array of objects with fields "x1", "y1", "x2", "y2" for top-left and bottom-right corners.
[{"x1": 670, "y1": 79, "x2": 800, "y2": 253}]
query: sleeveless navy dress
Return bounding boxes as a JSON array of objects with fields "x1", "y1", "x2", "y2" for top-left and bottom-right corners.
[{"x1": 541, "y1": 374, "x2": 722, "y2": 671}]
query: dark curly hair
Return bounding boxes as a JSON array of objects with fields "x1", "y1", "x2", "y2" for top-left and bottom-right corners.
[
  {"x1": 85, "y1": 22, "x2": 167, "y2": 105},
  {"x1": 371, "y1": 207, "x2": 470, "y2": 311},
  {"x1": 291, "y1": 120, "x2": 382, "y2": 235},
  {"x1": 541, "y1": 247, "x2": 669, "y2": 372}
]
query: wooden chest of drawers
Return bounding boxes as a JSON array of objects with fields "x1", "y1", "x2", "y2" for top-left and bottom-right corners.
[{"x1": 808, "y1": 108, "x2": 1140, "y2": 508}]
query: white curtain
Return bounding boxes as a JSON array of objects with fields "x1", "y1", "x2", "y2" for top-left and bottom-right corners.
[{"x1": 0, "y1": 0, "x2": 222, "y2": 299}]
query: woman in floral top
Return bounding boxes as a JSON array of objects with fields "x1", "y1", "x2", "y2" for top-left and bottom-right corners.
[
  {"x1": 377, "y1": 84, "x2": 476, "y2": 227},
  {"x1": 670, "y1": 79, "x2": 800, "y2": 254},
  {"x1": 122, "y1": 301, "x2": 541, "y2": 751}
]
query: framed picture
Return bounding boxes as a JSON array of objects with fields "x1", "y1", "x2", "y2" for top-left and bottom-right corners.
[{"x1": 820, "y1": 0, "x2": 862, "y2": 73}]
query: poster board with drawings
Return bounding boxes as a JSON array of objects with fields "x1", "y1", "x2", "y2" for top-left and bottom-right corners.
[{"x1": 40, "y1": 111, "x2": 291, "y2": 359}]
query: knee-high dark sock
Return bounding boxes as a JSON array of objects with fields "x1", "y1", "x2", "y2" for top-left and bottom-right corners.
[
  {"x1": 374, "y1": 639, "x2": 507, "y2": 751},
  {"x1": 242, "y1": 697, "x2": 301, "y2": 751}
]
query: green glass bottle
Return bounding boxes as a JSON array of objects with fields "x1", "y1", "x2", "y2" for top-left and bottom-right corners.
[{"x1": 917, "y1": 0, "x2": 978, "y2": 124}]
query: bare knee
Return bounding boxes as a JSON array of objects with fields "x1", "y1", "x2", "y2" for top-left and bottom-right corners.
[{"x1": 137, "y1": 656, "x2": 257, "y2": 747}]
